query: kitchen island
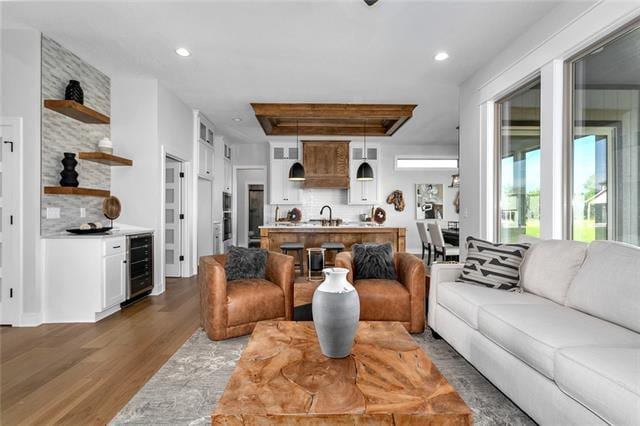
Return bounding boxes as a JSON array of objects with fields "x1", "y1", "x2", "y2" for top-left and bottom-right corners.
[{"x1": 260, "y1": 224, "x2": 406, "y2": 267}]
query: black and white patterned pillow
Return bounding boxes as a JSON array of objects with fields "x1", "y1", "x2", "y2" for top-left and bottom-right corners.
[{"x1": 457, "y1": 237, "x2": 529, "y2": 290}]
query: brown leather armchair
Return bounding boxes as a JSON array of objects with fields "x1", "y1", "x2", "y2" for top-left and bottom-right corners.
[
  {"x1": 335, "y1": 251, "x2": 425, "y2": 333},
  {"x1": 199, "y1": 252, "x2": 295, "y2": 341}
]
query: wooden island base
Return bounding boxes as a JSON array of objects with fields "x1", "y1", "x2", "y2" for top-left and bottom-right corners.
[
  {"x1": 260, "y1": 226, "x2": 406, "y2": 267},
  {"x1": 212, "y1": 321, "x2": 472, "y2": 425}
]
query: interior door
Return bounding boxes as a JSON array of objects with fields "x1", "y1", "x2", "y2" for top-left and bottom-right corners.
[
  {"x1": 0, "y1": 118, "x2": 21, "y2": 325},
  {"x1": 165, "y1": 157, "x2": 183, "y2": 277}
]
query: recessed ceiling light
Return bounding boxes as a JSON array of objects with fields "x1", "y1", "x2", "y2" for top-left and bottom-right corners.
[
  {"x1": 232, "y1": 117, "x2": 242, "y2": 122},
  {"x1": 434, "y1": 51, "x2": 449, "y2": 61},
  {"x1": 175, "y1": 48, "x2": 191, "y2": 57}
]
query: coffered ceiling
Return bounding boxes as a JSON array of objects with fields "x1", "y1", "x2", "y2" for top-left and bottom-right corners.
[{"x1": 251, "y1": 103, "x2": 417, "y2": 137}]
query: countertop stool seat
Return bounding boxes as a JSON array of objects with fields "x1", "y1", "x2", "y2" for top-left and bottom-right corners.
[
  {"x1": 280, "y1": 242, "x2": 305, "y2": 275},
  {"x1": 321, "y1": 242, "x2": 345, "y2": 266}
]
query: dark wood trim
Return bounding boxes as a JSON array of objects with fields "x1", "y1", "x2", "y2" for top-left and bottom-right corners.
[{"x1": 251, "y1": 103, "x2": 416, "y2": 136}]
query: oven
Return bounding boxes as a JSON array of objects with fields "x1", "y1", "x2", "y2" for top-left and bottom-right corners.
[
  {"x1": 223, "y1": 192, "x2": 232, "y2": 212},
  {"x1": 126, "y1": 233, "x2": 154, "y2": 300},
  {"x1": 223, "y1": 212, "x2": 232, "y2": 241}
]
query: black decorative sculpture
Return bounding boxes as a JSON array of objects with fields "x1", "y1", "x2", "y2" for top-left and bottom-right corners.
[
  {"x1": 60, "y1": 152, "x2": 79, "y2": 187},
  {"x1": 64, "y1": 80, "x2": 84, "y2": 104}
]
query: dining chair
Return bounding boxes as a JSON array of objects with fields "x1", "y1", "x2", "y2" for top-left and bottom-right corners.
[
  {"x1": 416, "y1": 222, "x2": 432, "y2": 264},
  {"x1": 427, "y1": 223, "x2": 460, "y2": 261}
]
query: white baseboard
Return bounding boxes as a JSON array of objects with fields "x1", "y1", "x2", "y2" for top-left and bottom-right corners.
[{"x1": 18, "y1": 312, "x2": 43, "y2": 327}]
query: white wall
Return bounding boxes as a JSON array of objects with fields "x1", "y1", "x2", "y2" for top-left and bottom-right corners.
[
  {"x1": 380, "y1": 144, "x2": 459, "y2": 253},
  {"x1": 158, "y1": 84, "x2": 194, "y2": 161},
  {"x1": 157, "y1": 83, "x2": 195, "y2": 282},
  {"x1": 1, "y1": 28, "x2": 42, "y2": 324},
  {"x1": 458, "y1": 1, "x2": 640, "y2": 253},
  {"x1": 232, "y1": 143, "x2": 268, "y2": 167},
  {"x1": 111, "y1": 77, "x2": 163, "y2": 291},
  {"x1": 112, "y1": 78, "x2": 195, "y2": 295}
]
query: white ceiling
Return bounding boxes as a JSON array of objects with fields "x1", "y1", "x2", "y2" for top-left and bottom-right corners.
[{"x1": 3, "y1": 1, "x2": 568, "y2": 145}]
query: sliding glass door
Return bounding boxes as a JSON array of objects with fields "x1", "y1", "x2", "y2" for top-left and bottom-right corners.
[
  {"x1": 496, "y1": 78, "x2": 541, "y2": 243},
  {"x1": 569, "y1": 23, "x2": 640, "y2": 245}
]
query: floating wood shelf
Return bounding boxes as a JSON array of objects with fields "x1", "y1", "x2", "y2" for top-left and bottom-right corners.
[
  {"x1": 78, "y1": 152, "x2": 132, "y2": 166},
  {"x1": 44, "y1": 100, "x2": 110, "y2": 124},
  {"x1": 44, "y1": 186, "x2": 110, "y2": 197}
]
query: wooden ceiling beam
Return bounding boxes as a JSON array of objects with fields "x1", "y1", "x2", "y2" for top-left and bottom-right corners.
[
  {"x1": 251, "y1": 103, "x2": 417, "y2": 137},
  {"x1": 269, "y1": 126, "x2": 388, "y2": 136}
]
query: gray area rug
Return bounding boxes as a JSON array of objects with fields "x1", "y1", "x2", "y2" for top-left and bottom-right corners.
[{"x1": 111, "y1": 328, "x2": 534, "y2": 425}]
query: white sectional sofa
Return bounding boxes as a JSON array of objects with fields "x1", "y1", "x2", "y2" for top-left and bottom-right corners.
[{"x1": 428, "y1": 239, "x2": 640, "y2": 425}]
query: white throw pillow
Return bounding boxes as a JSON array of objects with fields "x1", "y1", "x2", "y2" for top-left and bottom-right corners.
[
  {"x1": 519, "y1": 239, "x2": 587, "y2": 304},
  {"x1": 567, "y1": 240, "x2": 640, "y2": 333}
]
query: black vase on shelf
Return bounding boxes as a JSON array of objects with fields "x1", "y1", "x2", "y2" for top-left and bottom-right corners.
[
  {"x1": 64, "y1": 80, "x2": 84, "y2": 104},
  {"x1": 60, "y1": 152, "x2": 79, "y2": 187}
]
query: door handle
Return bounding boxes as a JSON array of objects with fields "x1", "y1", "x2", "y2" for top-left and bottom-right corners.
[{"x1": 4, "y1": 140, "x2": 14, "y2": 153}]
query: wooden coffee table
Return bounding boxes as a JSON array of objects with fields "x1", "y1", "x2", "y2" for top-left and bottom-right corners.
[{"x1": 212, "y1": 321, "x2": 472, "y2": 425}]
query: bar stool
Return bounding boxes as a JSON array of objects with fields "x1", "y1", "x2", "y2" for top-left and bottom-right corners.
[
  {"x1": 321, "y1": 242, "x2": 345, "y2": 266},
  {"x1": 280, "y1": 242, "x2": 305, "y2": 275}
]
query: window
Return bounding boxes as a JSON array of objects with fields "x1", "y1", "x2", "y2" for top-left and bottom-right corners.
[
  {"x1": 568, "y1": 23, "x2": 640, "y2": 245},
  {"x1": 496, "y1": 78, "x2": 541, "y2": 243},
  {"x1": 395, "y1": 157, "x2": 458, "y2": 170}
]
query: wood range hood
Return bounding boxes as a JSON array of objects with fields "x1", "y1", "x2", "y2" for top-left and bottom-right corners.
[
  {"x1": 251, "y1": 103, "x2": 417, "y2": 137},
  {"x1": 301, "y1": 140, "x2": 350, "y2": 189}
]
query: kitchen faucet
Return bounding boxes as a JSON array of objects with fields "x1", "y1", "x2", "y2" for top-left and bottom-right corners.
[{"x1": 320, "y1": 205, "x2": 332, "y2": 223}]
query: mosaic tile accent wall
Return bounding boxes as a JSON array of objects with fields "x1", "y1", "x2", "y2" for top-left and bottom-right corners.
[{"x1": 41, "y1": 36, "x2": 111, "y2": 235}]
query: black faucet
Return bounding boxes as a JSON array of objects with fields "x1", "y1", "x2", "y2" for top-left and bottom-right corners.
[{"x1": 320, "y1": 205, "x2": 332, "y2": 223}]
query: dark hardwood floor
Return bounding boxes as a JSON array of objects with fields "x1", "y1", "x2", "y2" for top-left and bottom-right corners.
[{"x1": 0, "y1": 277, "x2": 200, "y2": 425}]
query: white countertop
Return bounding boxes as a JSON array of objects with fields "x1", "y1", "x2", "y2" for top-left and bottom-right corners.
[
  {"x1": 43, "y1": 225, "x2": 155, "y2": 239},
  {"x1": 259, "y1": 222, "x2": 396, "y2": 229}
]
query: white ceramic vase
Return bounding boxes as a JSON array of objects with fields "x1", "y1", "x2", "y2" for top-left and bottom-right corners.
[
  {"x1": 312, "y1": 267, "x2": 360, "y2": 358},
  {"x1": 98, "y1": 137, "x2": 113, "y2": 154}
]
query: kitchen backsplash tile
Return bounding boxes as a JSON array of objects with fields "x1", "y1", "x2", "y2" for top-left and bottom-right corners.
[
  {"x1": 41, "y1": 35, "x2": 111, "y2": 235},
  {"x1": 288, "y1": 189, "x2": 373, "y2": 222}
]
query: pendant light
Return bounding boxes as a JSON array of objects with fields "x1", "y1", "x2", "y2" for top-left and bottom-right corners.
[
  {"x1": 288, "y1": 120, "x2": 305, "y2": 181},
  {"x1": 357, "y1": 120, "x2": 374, "y2": 181}
]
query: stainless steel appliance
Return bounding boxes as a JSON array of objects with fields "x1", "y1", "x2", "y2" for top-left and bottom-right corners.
[
  {"x1": 223, "y1": 212, "x2": 232, "y2": 241},
  {"x1": 126, "y1": 233, "x2": 154, "y2": 300},
  {"x1": 223, "y1": 192, "x2": 232, "y2": 212}
]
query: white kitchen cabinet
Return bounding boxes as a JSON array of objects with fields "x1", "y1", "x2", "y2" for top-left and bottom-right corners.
[
  {"x1": 198, "y1": 141, "x2": 214, "y2": 179},
  {"x1": 103, "y1": 250, "x2": 126, "y2": 310},
  {"x1": 223, "y1": 159, "x2": 232, "y2": 193},
  {"x1": 198, "y1": 116, "x2": 214, "y2": 147},
  {"x1": 269, "y1": 142, "x2": 303, "y2": 205},
  {"x1": 44, "y1": 235, "x2": 136, "y2": 323},
  {"x1": 349, "y1": 145, "x2": 380, "y2": 205}
]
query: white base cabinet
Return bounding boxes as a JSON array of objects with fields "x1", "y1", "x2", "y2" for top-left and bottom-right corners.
[{"x1": 44, "y1": 236, "x2": 127, "y2": 323}]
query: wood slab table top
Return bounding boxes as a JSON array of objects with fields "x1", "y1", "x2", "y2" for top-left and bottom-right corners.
[{"x1": 212, "y1": 321, "x2": 472, "y2": 425}]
